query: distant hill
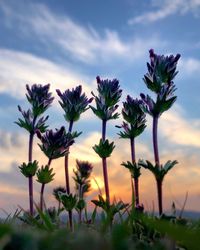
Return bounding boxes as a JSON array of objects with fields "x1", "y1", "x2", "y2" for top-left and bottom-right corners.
[{"x1": 175, "y1": 210, "x2": 200, "y2": 219}]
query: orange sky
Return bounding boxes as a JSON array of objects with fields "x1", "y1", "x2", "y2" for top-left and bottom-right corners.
[{"x1": 1, "y1": 119, "x2": 200, "y2": 217}]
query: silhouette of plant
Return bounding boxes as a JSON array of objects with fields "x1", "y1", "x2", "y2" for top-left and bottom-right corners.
[{"x1": 16, "y1": 84, "x2": 54, "y2": 215}]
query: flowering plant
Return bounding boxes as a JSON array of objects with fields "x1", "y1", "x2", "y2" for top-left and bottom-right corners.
[
  {"x1": 16, "y1": 83, "x2": 53, "y2": 215},
  {"x1": 140, "y1": 49, "x2": 180, "y2": 215}
]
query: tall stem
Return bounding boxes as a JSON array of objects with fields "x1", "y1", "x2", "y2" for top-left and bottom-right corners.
[
  {"x1": 65, "y1": 156, "x2": 70, "y2": 195},
  {"x1": 68, "y1": 211, "x2": 73, "y2": 230},
  {"x1": 130, "y1": 137, "x2": 135, "y2": 164},
  {"x1": 40, "y1": 158, "x2": 52, "y2": 212},
  {"x1": 65, "y1": 120, "x2": 74, "y2": 231},
  {"x1": 130, "y1": 176, "x2": 134, "y2": 211},
  {"x1": 102, "y1": 119, "x2": 106, "y2": 141},
  {"x1": 28, "y1": 115, "x2": 37, "y2": 216},
  {"x1": 156, "y1": 179, "x2": 163, "y2": 216},
  {"x1": 153, "y1": 116, "x2": 163, "y2": 215},
  {"x1": 40, "y1": 183, "x2": 45, "y2": 211},
  {"x1": 65, "y1": 120, "x2": 73, "y2": 194},
  {"x1": 68, "y1": 120, "x2": 73, "y2": 133},
  {"x1": 28, "y1": 133, "x2": 34, "y2": 216},
  {"x1": 153, "y1": 116, "x2": 160, "y2": 166},
  {"x1": 102, "y1": 158, "x2": 110, "y2": 204},
  {"x1": 102, "y1": 120, "x2": 110, "y2": 204},
  {"x1": 130, "y1": 137, "x2": 139, "y2": 207},
  {"x1": 134, "y1": 178, "x2": 139, "y2": 206},
  {"x1": 78, "y1": 185, "x2": 83, "y2": 224}
]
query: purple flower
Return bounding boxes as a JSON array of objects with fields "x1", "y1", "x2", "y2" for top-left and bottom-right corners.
[
  {"x1": 90, "y1": 76, "x2": 122, "y2": 121},
  {"x1": 94, "y1": 76, "x2": 122, "y2": 107},
  {"x1": 140, "y1": 87, "x2": 177, "y2": 117},
  {"x1": 117, "y1": 95, "x2": 146, "y2": 139},
  {"x1": 122, "y1": 95, "x2": 145, "y2": 124},
  {"x1": 26, "y1": 83, "x2": 54, "y2": 116},
  {"x1": 56, "y1": 85, "x2": 93, "y2": 122},
  {"x1": 15, "y1": 106, "x2": 48, "y2": 133},
  {"x1": 144, "y1": 49, "x2": 181, "y2": 94},
  {"x1": 36, "y1": 126, "x2": 74, "y2": 160},
  {"x1": 76, "y1": 160, "x2": 93, "y2": 177},
  {"x1": 73, "y1": 160, "x2": 93, "y2": 195}
]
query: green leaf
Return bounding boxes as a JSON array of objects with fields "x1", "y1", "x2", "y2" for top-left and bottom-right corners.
[
  {"x1": 59, "y1": 193, "x2": 77, "y2": 212},
  {"x1": 19, "y1": 160, "x2": 39, "y2": 178},
  {"x1": 121, "y1": 161, "x2": 141, "y2": 179},
  {"x1": 93, "y1": 139, "x2": 115, "y2": 158},
  {"x1": 138, "y1": 159, "x2": 178, "y2": 181},
  {"x1": 36, "y1": 165, "x2": 55, "y2": 184}
]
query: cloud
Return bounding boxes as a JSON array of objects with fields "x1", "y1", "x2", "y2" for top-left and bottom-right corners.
[
  {"x1": 0, "y1": 1, "x2": 167, "y2": 106},
  {"x1": 160, "y1": 105, "x2": 200, "y2": 147},
  {"x1": 179, "y1": 57, "x2": 200, "y2": 75},
  {"x1": 0, "y1": 130, "x2": 22, "y2": 149},
  {"x1": 0, "y1": 49, "x2": 92, "y2": 99},
  {"x1": 0, "y1": 129, "x2": 46, "y2": 173},
  {"x1": 1, "y1": 128, "x2": 200, "y2": 215},
  {"x1": 128, "y1": 0, "x2": 200, "y2": 25},
  {"x1": 0, "y1": 1, "x2": 165, "y2": 65}
]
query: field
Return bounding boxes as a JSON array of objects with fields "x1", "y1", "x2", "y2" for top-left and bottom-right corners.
[
  {"x1": 1, "y1": 49, "x2": 199, "y2": 250},
  {"x1": 1, "y1": 208, "x2": 200, "y2": 250}
]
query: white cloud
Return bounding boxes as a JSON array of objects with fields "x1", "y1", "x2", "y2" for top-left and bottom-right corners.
[
  {"x1": 128, "y1": 0, "x2": 200, "y2": 25},
  {"x1": 160, "y1": 105, "x2": 200, "y2": 147},
  {"x1": 0, "y1": 2, "x2": 167, "y2": 102},
  {"x1": 0, "y1": 2, "x2": 165, "y2": 65},
  {"x1": 0, "y1": 49, "x2": 92, "y2": 99},
  {"x1": 179, "y1": 57, "x2": 200, "y2": 75}
]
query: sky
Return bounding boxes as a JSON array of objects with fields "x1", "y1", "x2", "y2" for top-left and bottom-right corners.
[{"x1": 0, "y1": 0, "x2": 200, "y2": 217}]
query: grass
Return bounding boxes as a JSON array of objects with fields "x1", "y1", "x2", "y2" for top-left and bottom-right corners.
[{"x1": 0, "y1": 207, "x2": 200, "y2": 250}]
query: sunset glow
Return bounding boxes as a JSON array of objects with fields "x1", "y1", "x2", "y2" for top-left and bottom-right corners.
[{"x1": 0, "y1": 0, "x2": 200, "y2": 218}]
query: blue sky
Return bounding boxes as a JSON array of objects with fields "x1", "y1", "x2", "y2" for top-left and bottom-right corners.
[{"x1": 0, "y1": 0, "x2": 200, "y2": 215}]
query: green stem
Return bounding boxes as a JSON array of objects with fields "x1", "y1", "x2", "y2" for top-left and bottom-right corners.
[
  {"x1": 40, "y1": 183, "x2": 45, "y2": 211},
  {"x1": 153, "y1": 116, "x2": 160, "y2": 166},
  {"x1": 102, "y1": 157, "x2": 110, "y2": 204},
  {"x1": 130, "y1": 137, "x2": 140, "y2": 207},
  {"x1": 156, "y1": 179, "x2": 163, "y2": 216},
  {"x1": 153, "y1": 116, "x2": 163, "y2": 215},
  {"x1": 65, "y1": 120, "x2": 74, "y2": 231},
  {"x1": 40, "y1": 158, "x2": 52, "y2": 212},
  {"x1": 28, "y1": 116, "x2": 37, "y2": 216},
  {"x1": 28, "y1": 133, "x2": 34, "y2": 216},
  {"x1": 134, "y1": 178, "x2": 139, "y2": 206},
  {"x1": 102, "y1": 120, "x2": 110, "y2": 204}
]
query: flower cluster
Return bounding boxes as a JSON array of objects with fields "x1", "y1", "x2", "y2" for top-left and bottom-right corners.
[
  {"x1": 141, "y1": 49, "x2": 181, "y2": 118},
  {"x1": 90, "y1": 76, "x2": 122, "y2": 121},
  {"x1": 140, "y1": 88, "x2": 177, "y2": 118},
  {"x1": 36, "y1": 126, "x2": 75, "y2": 160},
  {"x1": 16, "y1": 106, "x2": 49, "y2": 134},
  {"x1": 144, "y1": 49, "x2": 181, "y2": 94},
  {"x1": 56, "y1": 85, "x2": 93, "y2": 122},
  {"x1": 16, "y1": 84, "x2": 53, "y2": 134},
  {"x1": 73, "y1": 160, "x2": 93, "y2": 195},
  {"x1": 118, "y1": 95, "x2": 146, "y2": 139},
  {"x1": 96, "y1": 76, "x2": 122, "y2": 107},
  {"x1": 26, "y1": 84, "x2": 54, "y2": 116}
]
